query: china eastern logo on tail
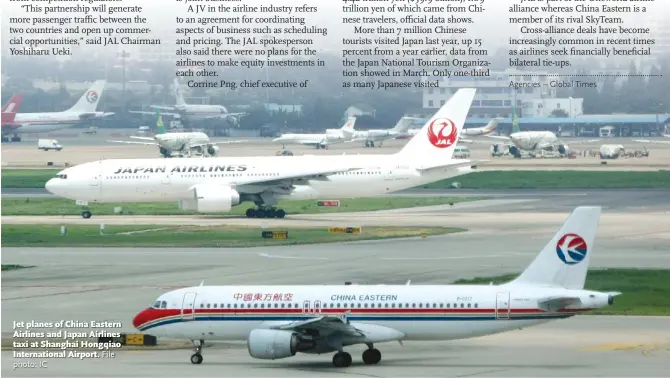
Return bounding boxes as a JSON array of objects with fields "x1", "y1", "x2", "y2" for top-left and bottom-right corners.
[
  {"x1": 556, "y1": 233, "x2": 587, "y2": 265},
  {"x1": 427, "y1": 118, "x2": 457, "y2": 148},
  {"x1": 86, "y1": 91, "x2": 99, "y2": 103}
]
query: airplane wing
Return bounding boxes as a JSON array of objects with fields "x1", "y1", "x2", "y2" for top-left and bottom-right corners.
[
  {"x1": 562, "y1": 139, "x2": 600, "y2": 145},
  {"x1": 486, "y1": 135, "x2": 511, "y2": 140},
  {"x1": 129, "y1": 136, "x2": 157, "y2": 141},
  {"x1": 107, "y1": 140, "x2": 158, "y2": 146},
  {"x1": 275, "y1": 315, "x2": 365, "y2": 337},
  {"x1": 149, "y1": 105, "x2": 177, "y2": 112},
  {"x1": 230, "y1": 165, "x2": 365, "y2": 187},
  {"x1": 634, "y1": 139, "x2": 670, "y2": 145},
  {"x1": 189, "y1": 140, "x2": 248, "y2": 148},
  {"x1": 415, "y1": 160, "x2": 486, "y2": 172},
  {"x1": 130, "y1": 110, "x2": 181, "y2": 118}
]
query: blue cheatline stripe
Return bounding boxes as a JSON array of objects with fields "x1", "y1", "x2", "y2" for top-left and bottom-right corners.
[{"x1": 137, "y1": 314, "x2": 574, "y2": 332}]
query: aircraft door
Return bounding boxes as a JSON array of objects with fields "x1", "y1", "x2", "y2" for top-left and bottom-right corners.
[
  {"x1": 314, "y1": 300, "x2": 322, "y2": 314},
  {"x1": 495, "y1": 292, "x2": 510, "y2": 320},
  {"x1": 88, "y1": 160, "x2": 101, "y2": 187},
  {"x1": 302, "y1": 300, "x2": 311, "y2": 315},
  {"x1": 181, "y1": 292, "x2": 197, "y2": 321}
]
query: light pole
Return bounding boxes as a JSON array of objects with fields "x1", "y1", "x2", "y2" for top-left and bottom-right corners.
[{"x1": 117, "y1": 50, "x2": 130, "y2": 98}]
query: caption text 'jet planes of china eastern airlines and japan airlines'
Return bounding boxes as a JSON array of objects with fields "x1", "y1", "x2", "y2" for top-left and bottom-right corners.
[
  {"x1": 131, "y1": 206, "x2": 619, "y2": 367},
  {"x1": 45, "y1": 88, "x2": 482, "y2": 219}
]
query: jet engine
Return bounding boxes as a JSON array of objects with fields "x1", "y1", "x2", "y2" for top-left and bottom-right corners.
[
  {"x1": 247, "y1": 329, "x2": 316, "y2": 360},
  {"x1": 159, "y1": 147, "x2": 171, "y2": 158},
  {"x1": 180, "y1": 184, "x2": 241, "y2": 212},
  {"x1": 508, "y1": 145, "x2": 520, "y2": 157},
  {"x1": 557, "y1": 144, "x2": 567, "y2": 154},
  {"x1": 207, "y1": 145, "x2": 219, "y2": 156},
  {"x1": 225, "y1": 116, "x2": 238, "y2": 127}
]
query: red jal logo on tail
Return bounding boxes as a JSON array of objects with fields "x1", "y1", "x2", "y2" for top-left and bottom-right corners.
[{"x1": 427, "y1": 118, "x2": 457, "y2": 148}]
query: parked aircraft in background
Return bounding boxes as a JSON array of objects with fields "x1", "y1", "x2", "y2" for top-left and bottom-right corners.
[
  {"x1": 348, "y1": 117, "x2": 421, "y2": 147},
  {"x1": 407, "y1": 118, "x2": 499, "y2": 144},
  {"x1": 131, "y1": 78, "x2": 245, "y2": 128},
  {"x1": 108, "y1": 110, "x2": 245, "y2": 158},
  {"x1": 131, "y1": 206, "x2": 618, "y2": 368},
  {"x1": 1, "y1": 94, "x2": 23, "y2": 127},
  {"x1": 46, "y1": 88, "x2": 481, "y2": 219},
  {"x1": 487, "y1": 115, "x2": 597, "y2": 157},
  {"x1": 273, "y1": 117, "x2": 357, "y2": 149},
  {"x1": 1, "y1": 80, "x2": 111, "y2": 142}
]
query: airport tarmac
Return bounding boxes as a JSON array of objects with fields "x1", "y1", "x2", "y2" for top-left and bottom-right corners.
[{"x1": 2, "y1": 134, "x2": 668, "y2": 170}]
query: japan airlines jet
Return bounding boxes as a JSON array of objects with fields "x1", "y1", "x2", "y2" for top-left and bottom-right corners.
[
  {"x1": 272, "y1": 117, "x2": 357, "y2": 149},
  {"x1": 407, "y1": 118, "x2": 499, "y2": 144},
  {"x1": 45, "y1": 88, "x2": 481, "y2": 219},
  {"x1": 108, "y1": 110, "x2": 246, "y2": 158},
  {"x1": 349, "y1": 117, "x2": 421, "y2": 147},
  {"x1": 132, "y1": 206, "x2": 619, "y2": 368},
  {"x1": 131, "y1": 78, "x2": 244, "y2": 127},
  {"x1": 1, "y1": 80, "x2": 111, "y2": 142}
]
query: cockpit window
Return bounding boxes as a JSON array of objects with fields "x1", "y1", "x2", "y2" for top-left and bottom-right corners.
[
  {"x1": 55, "y1": 174, "x2": 67, "y2": 179},
  {"x1": 152, "y1": 301, "x2": 161, "y2": 308},
  {"x1": 161, "y1": 301, "x2": 167, "y2": 308}
]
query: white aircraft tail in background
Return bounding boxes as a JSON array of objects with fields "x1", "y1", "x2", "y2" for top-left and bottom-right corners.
[{"x1": 66, "y1": 80, "x2": 107, "y2": 114}]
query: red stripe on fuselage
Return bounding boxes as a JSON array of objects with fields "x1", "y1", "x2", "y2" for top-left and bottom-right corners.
[{"x1": 132, "y1": 307, "x2": 594, "y2": 329}]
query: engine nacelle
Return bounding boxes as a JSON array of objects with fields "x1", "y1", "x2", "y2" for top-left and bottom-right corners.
[
  {"x1": 191, "y1": 184, "x2": 240, "y2": 213},
  {"x1": 247, "y1": 329, "x2": 315, "y2": 360},
  {"x1": 557, "y1": 144, "x2": 567, "y2": 154},
  {"x1": 226, "y1": 116, "x2": 238, "y2": 127},
  {"x1": 159, "y1": 147, "x2": 171, "y2": 158},
  {"x1": 508, "y1": 145, "x2": 520, "y2": 156},
  {"x1": 207, "y1": 145, "x2": 219, "y2": 156}
]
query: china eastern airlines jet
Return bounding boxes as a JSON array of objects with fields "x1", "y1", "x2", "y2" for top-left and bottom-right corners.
[
  {"x1": 45, "y1": 89, "x2": 481, "y2": 219},
  {"x1": 1, "y1": 80, "x2": 112, "y2": 142},
  {"x1": 132, "y1": 206, "x2": 620, "y2": 367}
]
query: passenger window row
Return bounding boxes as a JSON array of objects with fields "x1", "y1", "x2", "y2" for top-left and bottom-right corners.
[{"x1": 196, "y1": 302, "x2": 479, "y2": 309}]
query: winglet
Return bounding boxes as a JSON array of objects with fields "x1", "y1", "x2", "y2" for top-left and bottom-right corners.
[
  {"x1": 199, "y1": 280, "x2": 204, "y2": 287},
  {"x1": 405, "y1": 280, "x2": 411, "y2": 286}
]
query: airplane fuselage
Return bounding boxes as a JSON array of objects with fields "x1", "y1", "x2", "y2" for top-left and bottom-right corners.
[
  {"x1": 45, "y1": 155, "x2": 474, "y2": 203},
  {"x1": 155, "y1": 132, "x2": 211, "y2": 151},
  {"x1": 133, "y1": 284, "x2": 605, "y2": 344},
  {"x1": 509, "y1": 131, "x2": 558, "y2": 151},
  {"x1": 2, "y1": 112, "x2": 90, "y2": 134}
]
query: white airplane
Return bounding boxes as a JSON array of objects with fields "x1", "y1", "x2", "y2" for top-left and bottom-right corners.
[
  {"x1": 132, "y1": 206, "x2": 619, "y2": 368},
  {"x1": 348, "y1": 117, "x2": 421, "y2": 147},
  {"x1": 131, "y1": 78, "x2": 244, "y2": 127},
  {"x1": 487, "y1": 120, "x2": 598, "y2": 157},
  {"x1": 46, "y1": 88, "x2": 481, "y2": 219},
  {"x1": 1, "y1": 80, "x2": 111, "y2": 142},
  {"x1": 108, "y1": 111, "x2": 246, "y2": 158},
  {"x1": 407, "y1": 118, "x2": 500, "y2": 144},
  {"x1": 272, "y1": 117, "x2": 357, "y2": 150}
]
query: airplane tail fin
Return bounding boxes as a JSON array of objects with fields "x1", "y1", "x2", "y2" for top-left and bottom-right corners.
[
  {"x1": 484, "y1": 118, "x2": 500, "y2": 134},
  {"x1": 1, "y1": 94, "x2": 23, "y2": 124},
  {"x1": 174, "y1": 78, "x2": 186, "y2": 106},
  {"x1": 155, "y1": 110, "x2": 167, "y2": 134},
  {"x1": 507, "y1": 206, "x2": 601, "y2": 290},
  {"x1": 340, "y1": 117, "x2": 356, "y2": 137},
  {"x1": 396, "y1": 88, "x2": 476, "y2": 163},
  {"x1": 66, "y1": 80, "x2": 106, "y2": 113}
]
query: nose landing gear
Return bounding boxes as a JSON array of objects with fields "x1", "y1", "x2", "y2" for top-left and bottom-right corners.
[{"x1": 190, "y1": 339, "x2": 204, "y2": 364}]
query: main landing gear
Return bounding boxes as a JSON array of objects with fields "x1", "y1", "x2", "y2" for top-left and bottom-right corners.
[
  {"x1": 245, "y1": 206, "x2": 286, "y2": 219},
  {"x1": 1, "y1": 135, "x2": 21, "y2": 143},
  {"x1": 190, "y1": 339, "x2": 204, "y2": 364},
  {"x1": 332, "y1": 344, "x2": 381, "y2": 368}
]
